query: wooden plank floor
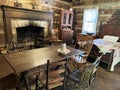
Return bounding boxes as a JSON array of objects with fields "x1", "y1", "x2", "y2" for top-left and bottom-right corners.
[{"x1": 90, "y1": 63, "x2": 120, "y2": 90}]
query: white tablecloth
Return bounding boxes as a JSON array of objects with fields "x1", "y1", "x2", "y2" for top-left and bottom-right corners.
[{"x1": 93, "y1": 39, "x2": 120, "y2": 71}]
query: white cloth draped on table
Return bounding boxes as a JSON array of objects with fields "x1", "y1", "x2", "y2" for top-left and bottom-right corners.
[{"x1": 93, "y1": 38, "x2": 120, "y2": 71}]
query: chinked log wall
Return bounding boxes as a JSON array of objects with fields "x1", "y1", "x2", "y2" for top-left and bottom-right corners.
[
  {"x1": 72, "y1": 0, "x2": 120, "y2": 33},
  {"x1": 0, "y1": 5, "x2": 53, "y2": 49}
]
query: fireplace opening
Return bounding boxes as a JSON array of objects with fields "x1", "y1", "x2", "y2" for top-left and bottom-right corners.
[{"x1": 16, "y1": 26, "x2": 44, "y2": 43}]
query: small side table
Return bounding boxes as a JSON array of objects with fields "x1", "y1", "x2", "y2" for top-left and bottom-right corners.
[{"x1": 45, "y1": 37, "x2": 62, "y2": 45}]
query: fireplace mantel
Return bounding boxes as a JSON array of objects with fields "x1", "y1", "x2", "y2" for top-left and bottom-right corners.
[{"x1": 1, "y1": 5, "x2": 53, "y2": 48}]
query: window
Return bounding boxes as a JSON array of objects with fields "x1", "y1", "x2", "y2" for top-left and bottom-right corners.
[{"x1": 82, "y1": 9, "x2": 99, "y2": 35}]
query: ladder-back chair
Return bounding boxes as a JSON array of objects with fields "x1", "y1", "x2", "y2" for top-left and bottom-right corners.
[
  {"x1": 68, "y1": 34, "x2": 93, "y2": 72},
  {"x1": 36, "y1": 59, "x2": 67, "y2": 90}
]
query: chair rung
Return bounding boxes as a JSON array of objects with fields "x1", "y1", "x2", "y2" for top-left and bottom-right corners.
[
  {"x1": 49, "y1": 69, "x2": 65, "y2": 76},
  {"x1": 48, "y1": 81, "x2": 63, "y2": 89},
  {"x1": 38, "y1": 75, "x2": 64, "y2": 84},
  {"x1": 38, "y1": 76, "x2": 63, "y2": 89},
  {"x1": 48, "y1": 76, "x2": 64, "y2": 84}
]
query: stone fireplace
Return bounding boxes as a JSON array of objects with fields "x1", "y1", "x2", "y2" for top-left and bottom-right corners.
[
  {"x1": 11, "y1": 19, "x2": 48, "y2": 43},
  {"x1": 1, "y1": 5, "x2": 53, "y2": 49}
]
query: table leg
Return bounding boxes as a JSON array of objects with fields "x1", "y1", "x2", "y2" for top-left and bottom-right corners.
[
  {"x1": 24, "y1": 74, "x2": 31, "y2": 90},
  {"x1": 63, "y1": 57, "x2": 68, "y2": 90}
]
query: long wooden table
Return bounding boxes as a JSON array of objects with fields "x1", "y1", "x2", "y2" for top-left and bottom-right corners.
[{"x1": 2, "y1": 45, "x2": 83, "y2": 90}]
